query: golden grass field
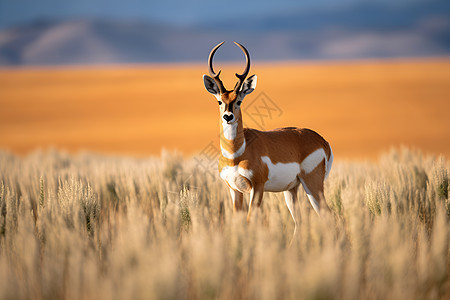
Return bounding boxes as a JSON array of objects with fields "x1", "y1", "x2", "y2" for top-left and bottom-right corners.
[
  {"x1": 0, "y1": 59, "x2": 449, "y2": 299},
  {"x1": 0, "y1": 148, "x2": 448, "y2": 299},
  {"x1": 0, "y1": 59, "x2": 449, "y2": 159}
]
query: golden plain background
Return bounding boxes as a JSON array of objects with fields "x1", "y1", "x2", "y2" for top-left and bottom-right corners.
[{"x1": 1, "y1": 58, "x2": 449, "y2": 159}]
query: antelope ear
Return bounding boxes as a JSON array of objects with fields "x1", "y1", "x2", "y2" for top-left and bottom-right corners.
[
  {"x1": 241, "y1": 75, "x2": 257, "y2": 95},
  {"x1": 203, "y1": 75, "x2": 220, "y2": 95}
]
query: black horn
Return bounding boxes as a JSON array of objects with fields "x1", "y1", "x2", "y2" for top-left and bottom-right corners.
[
  {"x1": 208, "y1": 41, "x2": 227, "y2": 94},
  {"x1": 233, "y1": 42, "x2": 251, "y2": 94}
]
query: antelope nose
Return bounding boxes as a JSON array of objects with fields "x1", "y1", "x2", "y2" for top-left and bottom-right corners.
[{"x1": 223, "y1": 114, "x2": 234, "y2": 122}]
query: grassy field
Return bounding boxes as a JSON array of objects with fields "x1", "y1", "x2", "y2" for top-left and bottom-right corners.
[
  {"x1": 0, "y1": 59, "x2": 449, "y2": 299},
  {"x1": 0, "y1": 59, "x2": 449, "y2": 159},
  {"x1": 0, "y1": 148, "x2": 448, "y2": 299}
]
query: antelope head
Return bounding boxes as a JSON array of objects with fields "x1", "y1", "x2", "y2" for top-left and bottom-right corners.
[{"x1": 203, "y1": 42, "x2": 257, "y2": 124}]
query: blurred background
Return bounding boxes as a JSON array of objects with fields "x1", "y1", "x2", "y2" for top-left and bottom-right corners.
[
  {"x1": 0, "y1": 0, "x2": 449, "y2": 159},
  {"x1": 1, "y1": 0, "x2": 449, "y2": 64}
]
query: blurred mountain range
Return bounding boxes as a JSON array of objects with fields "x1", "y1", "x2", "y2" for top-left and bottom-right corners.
[{"x1": 0, "y1": 0, "x2": 449, "y2": 66}]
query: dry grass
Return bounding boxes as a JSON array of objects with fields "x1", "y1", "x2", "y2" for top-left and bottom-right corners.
[
  {"x1": 0, "y1": 148, "x2": 448, "y2": 299},
  {"x1": 1, "y1": 59, "x2": 449, "y2": 159}
]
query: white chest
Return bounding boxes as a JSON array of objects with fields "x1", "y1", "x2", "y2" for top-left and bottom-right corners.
[
  {"x1": 261, "y1": 156, "x2": 300, "y2": 192},
  {"x1": 220, "y1": 165, "x2": 253, "y2": 193}
]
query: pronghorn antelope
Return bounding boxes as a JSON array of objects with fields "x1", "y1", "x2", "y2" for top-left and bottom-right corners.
[{"x1": 203, "y1": 42, "x2": 333, "y2": 229}]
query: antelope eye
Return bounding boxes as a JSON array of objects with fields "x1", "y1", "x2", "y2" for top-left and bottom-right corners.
[{"x1": 218, "y1": 101, "x2": 222, "y2": 105}]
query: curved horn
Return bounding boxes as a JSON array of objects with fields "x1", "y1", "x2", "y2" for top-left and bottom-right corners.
[
  {"x1": 208, "y1": 41, "x2": 227, "y2": 94},
  {"x1": 233, "y1": 41, "x2": 251, "y2": 93}
]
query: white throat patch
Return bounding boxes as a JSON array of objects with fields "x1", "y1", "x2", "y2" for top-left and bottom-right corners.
[
  {"x1": 222, "y1": 121, "x2": 238, "y2": 140},
  {"x1": 221, "y1": 139, "x2": 246, "y2": 159}
]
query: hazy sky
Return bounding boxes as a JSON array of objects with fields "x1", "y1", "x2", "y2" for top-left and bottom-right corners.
[{"x1": 0, "y1": 0, "x2": 428, "y2": 28}]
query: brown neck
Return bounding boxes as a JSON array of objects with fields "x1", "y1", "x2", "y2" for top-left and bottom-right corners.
[{"x1": 219, "y1": 114, "x2": 245, "y2": 157}]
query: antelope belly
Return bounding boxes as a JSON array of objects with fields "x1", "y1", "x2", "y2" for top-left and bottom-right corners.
[
  {"x1": 261, "y1": 156, "x2": 300, "y2": 192},
  {"x1": 220, "y1": 166, "x2": 252, "y2": 193}
]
